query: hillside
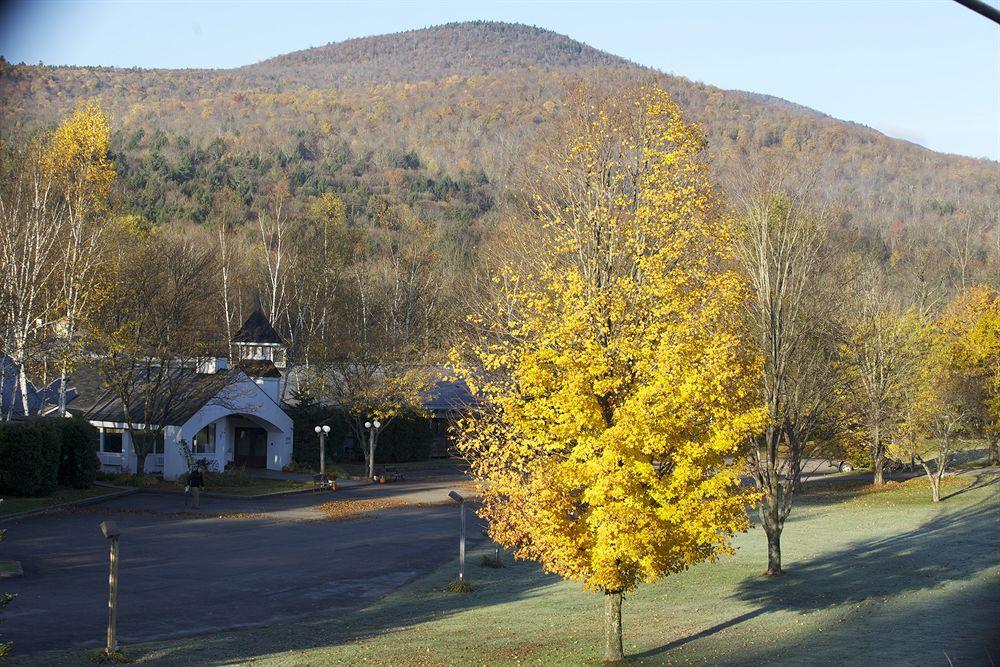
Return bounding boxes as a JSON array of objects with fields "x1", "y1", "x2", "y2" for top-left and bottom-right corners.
[{"x1": 0, "y1": 21, "x2": 995, "y2": 255}]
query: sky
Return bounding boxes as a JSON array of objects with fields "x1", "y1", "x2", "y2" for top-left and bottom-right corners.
[{"x1": 0, "y1": 1, "x2": 997, "y2": 161}]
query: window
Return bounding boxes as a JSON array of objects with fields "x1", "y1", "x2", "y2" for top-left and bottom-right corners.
[
  {"x1": 134, "y1": 430, "x2": 165, "y2": 454},
  {"x1": 102, "y1": 428, "x2": 123, "y2": 454},
  {"x1": 193, "y1": 423, "x2": 216, "y2": 454}
]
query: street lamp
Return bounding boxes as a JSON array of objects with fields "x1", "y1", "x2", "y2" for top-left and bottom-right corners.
[
  {"x1": 448, "y1": 490, "x2": 466, "y2": 582},
  {"x1": 364, "y1": 420, "x2": 381, "y2": 481},
  {"x1": 314, "y1": 424, "x2": 331, "y2": 486}
]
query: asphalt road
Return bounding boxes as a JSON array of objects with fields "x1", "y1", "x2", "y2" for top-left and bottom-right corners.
[{"x1": 1, "y1": 481, "x2": 484, "y2": 655}]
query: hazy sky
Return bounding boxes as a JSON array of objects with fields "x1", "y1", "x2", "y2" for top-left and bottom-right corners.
[{"x1": 1, "y1": 1, "x2": 997, "y2": 160}]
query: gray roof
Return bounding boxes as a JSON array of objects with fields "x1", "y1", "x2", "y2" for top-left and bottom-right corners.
[
  {"x1": 1, "y1": 354, "x2": 44, "y2": 418},
  {"x1": 281, "y1": 365, "x2": 475, "y2": 413},
  {"x1": 68, "y1": 363, "x2": 244, "y2": 426},
  {"x1": 232, "y1": 310, "x2": 284, "y2": 346},
  {"x1": 420, "y1": 376, "x2": 476, "y2": 412}
]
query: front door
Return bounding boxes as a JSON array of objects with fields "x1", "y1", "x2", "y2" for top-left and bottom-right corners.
[{"x1": 234, "y1": 427, "x2": 268, "y2": 468}]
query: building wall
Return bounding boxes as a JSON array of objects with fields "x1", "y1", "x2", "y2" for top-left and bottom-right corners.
[
  {"x1": 92, "y1": 373, "x2": 294, "y2": 480},
  {"x1": 166, "y1": 374, "x2": 293, "y2": 480},
  {"x1": 94, "y1": 423, "x2": 172, "y2": 475}
]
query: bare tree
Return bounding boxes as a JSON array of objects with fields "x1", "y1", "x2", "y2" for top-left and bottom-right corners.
[
  {"x1": 90, "y1": 236, "x2": 222, "y2": 474},
  {"x1": 733, "y1": 167, "x2": 840, "y2": 575},
  {"x1": 303, "y1": 208, "x2": 438, "y2": 479}
]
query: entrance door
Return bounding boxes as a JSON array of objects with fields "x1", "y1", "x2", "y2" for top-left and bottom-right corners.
[{"x1": 234, "y1": 427, "x2": 268, "y2": 468}]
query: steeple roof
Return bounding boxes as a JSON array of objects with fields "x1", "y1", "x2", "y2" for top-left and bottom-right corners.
[{"x1": 232, "y1": 309, "x2": 284, "y2": 345}]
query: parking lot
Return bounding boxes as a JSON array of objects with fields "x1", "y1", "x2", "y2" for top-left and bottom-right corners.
[{"x1": 1, "y1": 479, "x2": 482, "y2": 655}]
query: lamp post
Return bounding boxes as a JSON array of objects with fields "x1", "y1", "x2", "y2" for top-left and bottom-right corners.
[
  {"x1": 448, "y1": 490, "x2": 466, "y2": 581},
  {"x1": 99, "y1": 520, "x2": 121, "y2": 653},
  {"x1": 314, "y1": 425, "x2": 331, "y2": 487},
  {"x1": 364, "y1": 420, "x2": 381, "y2": 481}
]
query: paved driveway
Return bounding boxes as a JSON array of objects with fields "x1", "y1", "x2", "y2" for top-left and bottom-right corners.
[{"x1": 1, "y1": 480, "x2": 484, "y2": 655}]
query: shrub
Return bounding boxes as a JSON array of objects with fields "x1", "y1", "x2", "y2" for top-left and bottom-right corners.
[
  {"x1": 286, "y1": 391, "x2": 435, "y2": 466},
  {"x1": 376, "y1": 414, "x2": 433, "y2": 463},
  {"x1": 444, "y1": 578, "x2": 474, "y2": 593},
  {"x1": 0, "y1": 420, "x2": 61, "y2": 496},
  {"x1": 56, "y1": 416, "x2": 99, "y2": 488},
  {"x1": 286, "y1": 390, "x2": 351, "y2": 466}
]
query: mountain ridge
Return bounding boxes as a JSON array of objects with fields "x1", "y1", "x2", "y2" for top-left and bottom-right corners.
[{"x1": 0, "y1": 20, "x2": 994, "y2": 250}]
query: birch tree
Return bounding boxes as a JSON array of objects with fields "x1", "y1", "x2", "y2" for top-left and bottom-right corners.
[
  {"x1": 255, "y1": 180, "x2": 293, "y2": 343},
  {"x1": 0, "y1": 140, "x2": 65, "y2": 419},
  {"x1": 44, "y1": 101, "x2": 116, "y2": 413}
]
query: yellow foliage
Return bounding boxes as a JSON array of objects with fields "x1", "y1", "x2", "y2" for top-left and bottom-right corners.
[
  {"x1": 894, "y1": 285, "x2": 999, "y2": 462},
  {"x1": 44, "y1": 99, "x2": 114, "y2": 217},
  {"x1": 453, "y1": 87, "x2": 764, "y2": 594}
]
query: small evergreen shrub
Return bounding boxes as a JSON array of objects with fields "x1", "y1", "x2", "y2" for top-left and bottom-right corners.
[{"x1": 56, "y1": 416, "x2": 99, "y2": 489}]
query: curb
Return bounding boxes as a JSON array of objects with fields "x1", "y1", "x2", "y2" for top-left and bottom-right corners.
[
  {"x1": 0, "y1": 488, "x2": 139, "y2": 524},
  {"x1": 96, "y1": 480, "x2": 334, "y2": 501},
  {"x1": 131, "y1": 486, "x2": 330, "y2": 501}
]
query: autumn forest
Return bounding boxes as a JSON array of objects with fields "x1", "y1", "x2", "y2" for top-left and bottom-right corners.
[{"x1": 1, "y1": 21, "x2": 998, "y2": 663}]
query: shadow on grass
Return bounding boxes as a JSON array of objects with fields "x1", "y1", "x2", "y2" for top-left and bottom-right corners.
[
  {"x1": 735, "y1": 496, "x2": 998, "y2": 613},
  {"x1": 635, "y1": 491, "x2": 999, "y2": 663},
  {"x1": 940, "y1": 471, "x2": 1000, "y2": 501},
  {"x1": 630, "y1": 607, "x2": 774, "y2": 660}
]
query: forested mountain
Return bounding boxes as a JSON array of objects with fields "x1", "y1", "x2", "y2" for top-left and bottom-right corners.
[{"x1": 1, "y1": 21, "x2": 996, "y2": 260}]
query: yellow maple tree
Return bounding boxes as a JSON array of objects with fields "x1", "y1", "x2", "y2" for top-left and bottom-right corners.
[
  {"x1": 893, "y1": 285, "x2": 1000, "y2": 501},
  {"x1": 452, "y1": 87, "x2": 765, "y2": 662}
]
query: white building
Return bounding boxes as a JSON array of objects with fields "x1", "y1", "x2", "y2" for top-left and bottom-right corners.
[{"x1": 69, "y1": 310, "x2": 294, "y2": 480}]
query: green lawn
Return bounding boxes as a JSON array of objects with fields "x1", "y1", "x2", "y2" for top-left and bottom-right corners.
[
  {"x1": 13, "y1": 473, "x2": 1000, "y2": 666},
  {"x1": 0, "y1": 487, "x2": 118, "y2": 516}
]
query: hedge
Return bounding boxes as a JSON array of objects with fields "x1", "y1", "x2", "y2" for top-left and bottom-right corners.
[
  {"x1": 56, "y1": 416, "x2": 99, "y2": 489},
  {"x1": 286, "y1": 390, "x2": 435, "y2": 468},
  {"x1": 375, "y1": 415, "x2": 433, "y2": 464},
  {"x1": 0, "y1": 416, "x2": 98, "y2": 496},
  {"x1": 0, "y1": 420, "x2": 61, "y2": 497},
  {"x1": 286, "y1": 391, "x2": 351, "y2": 470}
]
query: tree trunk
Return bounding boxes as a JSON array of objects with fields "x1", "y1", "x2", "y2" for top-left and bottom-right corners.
[
  {"x1": 917, "y1": 458, "x2": 941, "y2": 503},
  {"x1": 760, "y1": 493, "x2": 784, "y2": 575},
  {"x1": 765, "y1": 526, "x2": 783, "y2": 575},
  {"x1": 135, "y1": 451, "x2": 148, "y2": 476},
  {"x1": 17, "y1": 365, "x2": 31, "y2": 417},
  {"x1": 603, "y1": 589, "x2": 623, "y2": 663},
  {"x1": 872, "y1": 423, "x2": 885, "y2": 485},
  {"x1": 988, "y1": 435, "x2": 999, "y2": 467}
]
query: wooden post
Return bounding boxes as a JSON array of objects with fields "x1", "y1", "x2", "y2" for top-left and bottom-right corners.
[
  {"x1": 107, "y1": 536, "x2": 119, "y2": 651},
  {"x1": 99, "y1": 521, "x2": 121, "y2": 653},
  {"x1": 459, "y1": 499, "x2": 466, "y2": 581},
  {"x1": 449, "y1": 490, "x2": 466, "y2": 582}
]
